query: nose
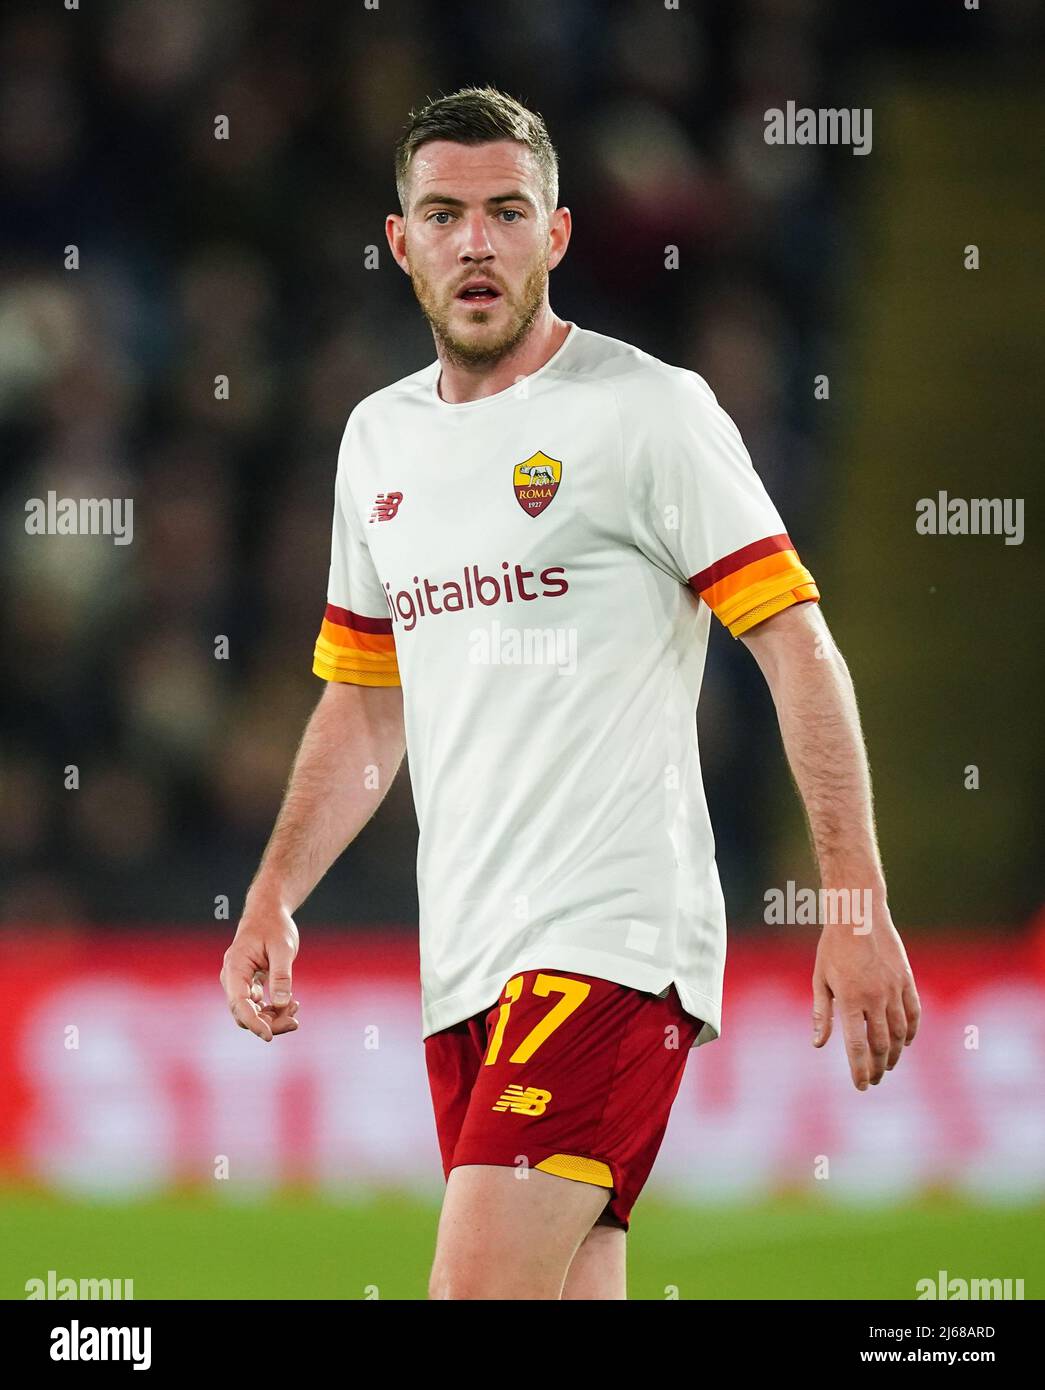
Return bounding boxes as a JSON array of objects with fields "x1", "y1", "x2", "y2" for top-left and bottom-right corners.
[{"x1": 457, "y1": 210, "x2": 496, "y2": 263}]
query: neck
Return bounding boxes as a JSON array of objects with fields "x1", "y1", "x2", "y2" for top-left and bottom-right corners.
[{"x1": 435, "y1": 309, "x2": 571, "y2": 404}]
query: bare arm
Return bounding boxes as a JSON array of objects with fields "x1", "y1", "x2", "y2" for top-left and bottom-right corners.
[
  {"x1": 739, "y1": 601, "x2": 920, "y2": 1089},
  {"x1": 221, "y1": 680, "x2": 406, "y2": 1040},
  {"x1": 248, "y1": 680, "x2": 406, "y2": 912}
]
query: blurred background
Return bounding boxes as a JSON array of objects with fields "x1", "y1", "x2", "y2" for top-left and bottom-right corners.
[{"x1": 1, "y1": 0, "x2": 1042, "y2": 1299}]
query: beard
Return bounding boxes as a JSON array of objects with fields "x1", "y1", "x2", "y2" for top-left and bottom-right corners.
[{"x1": 408, "y1": 256, "x2": 548, "y2": 369}]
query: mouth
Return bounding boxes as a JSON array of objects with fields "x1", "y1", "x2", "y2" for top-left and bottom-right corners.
[{"x1": 456, "y1": 281, "x2": 502, "y2": 307}]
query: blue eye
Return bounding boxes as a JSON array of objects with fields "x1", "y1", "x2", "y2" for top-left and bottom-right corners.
[{"x1": 426, "y1": 209, "x2": 524, "y2": 224}]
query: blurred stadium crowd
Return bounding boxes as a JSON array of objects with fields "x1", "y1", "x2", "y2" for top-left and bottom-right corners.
[{"x1": 0, "y1": 0, "x2": 1036, "y2": 927}]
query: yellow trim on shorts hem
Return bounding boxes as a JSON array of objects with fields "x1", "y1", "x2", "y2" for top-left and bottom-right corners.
[{"x1": 535, "y1": 1154, "x2": 614, "y2": 1188}]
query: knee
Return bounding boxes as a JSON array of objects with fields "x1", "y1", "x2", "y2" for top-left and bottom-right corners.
[
  {"x1": 428, "y1": 1253, "x2": 559, "y2": 1300},
  {"x1": 428, "y1": 1259, "x2": 509, "y2": 1300},
  {"x1": 428, "y1": 1260, "x2": 461, "y2": 1300},
  {"x1": 428, "y1": 1249, "x2": 488, "y2": 1300},
  {"x1": 428, "y1": 1262, "x2": 490, "y2": 1300}
]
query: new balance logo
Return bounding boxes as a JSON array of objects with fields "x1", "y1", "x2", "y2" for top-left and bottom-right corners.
[
  {"x1": 492, "y1": 1084, "x2": 552, "y2": 1115},
  {"x1": 369, "y1": 491, "x2": 403, "y2": 523}
]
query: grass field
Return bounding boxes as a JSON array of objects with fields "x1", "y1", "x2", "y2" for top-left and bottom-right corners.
[{"x1": 3, "y1": 1189, "x2": 1042, "y2": 1300}]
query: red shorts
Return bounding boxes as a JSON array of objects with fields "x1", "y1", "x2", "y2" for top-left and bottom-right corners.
[{"x1": 424, "y1": 968, "x2": 703, "y2": 1231}]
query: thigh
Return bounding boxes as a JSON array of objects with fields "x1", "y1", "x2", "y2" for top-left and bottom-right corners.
[
  {"x1": 430, "y1": 1163, "x2": 611, "y2": 1300},
  {"x1": 562, "y1": 1220, "x2": 628, "y2": 1300}
]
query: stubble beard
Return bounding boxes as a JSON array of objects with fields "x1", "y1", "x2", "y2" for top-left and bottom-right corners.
[{"x1": 409, "y1": 258, "x2": 548, "y2": 370}]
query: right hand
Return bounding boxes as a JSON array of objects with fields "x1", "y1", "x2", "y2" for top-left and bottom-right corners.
[{"x1": 221, "y1": 899, "x2": 301, "y2": 1042}]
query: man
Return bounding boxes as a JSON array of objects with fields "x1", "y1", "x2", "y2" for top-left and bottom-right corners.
[{"x1": 221, "y1": 86, "x2": 920, "y2": 1301}]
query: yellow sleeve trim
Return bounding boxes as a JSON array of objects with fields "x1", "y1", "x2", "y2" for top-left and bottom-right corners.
[
  {"x1": 728, "y1": 581, "x2": 820, "y2": 638},
  {"x1": 312, "y1": 647, "x2": 401, "y2": 686}
]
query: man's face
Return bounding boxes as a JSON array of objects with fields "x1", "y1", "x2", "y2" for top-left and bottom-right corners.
[{"x1": 388, "y1": 140, "x2": 567, "y2": 368}]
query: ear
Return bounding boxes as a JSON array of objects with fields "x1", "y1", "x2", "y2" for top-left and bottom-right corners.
[
  {"x1": 385, "y1": 213, "x2": 409, "y2": 273},
  {"x1": 547, "y1": 206, "x2": 572, "y2": 272}
]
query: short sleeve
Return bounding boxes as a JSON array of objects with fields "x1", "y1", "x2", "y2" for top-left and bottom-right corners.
[
  {"x1": 623, "y1": 370, "x2": 820, "y2": 637},
  {"x1": 312, "y1": 419, "x2": 400, "y2": 686}
]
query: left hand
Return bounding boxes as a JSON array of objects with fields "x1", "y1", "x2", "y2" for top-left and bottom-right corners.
[{"x1": 811, "y1": 907, "x2": 921, "y2": 1090}]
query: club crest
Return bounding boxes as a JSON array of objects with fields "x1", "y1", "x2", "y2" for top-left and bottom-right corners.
[{"x1": 513, "y1": 452, "x2": 562, "y2": 517}]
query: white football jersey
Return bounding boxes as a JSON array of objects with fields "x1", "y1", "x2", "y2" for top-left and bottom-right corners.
[{"x1": 313, "y1": 322, "x2": 819, "y2": 1046}]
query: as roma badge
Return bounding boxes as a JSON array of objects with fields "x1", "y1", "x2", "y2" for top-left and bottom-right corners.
[{"x1": 513, "y1": 451, "x2": 562, "y2": 517}]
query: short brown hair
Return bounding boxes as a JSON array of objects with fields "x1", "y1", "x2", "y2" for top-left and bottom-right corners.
[{"x1": 394, "y1": 85, "x2": 559, "y2": 217}]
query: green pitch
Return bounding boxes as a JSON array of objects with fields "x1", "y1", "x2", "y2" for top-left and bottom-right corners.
[{"x1": 2, "y1": 1188, "x2": 1041, "y2": 1300}]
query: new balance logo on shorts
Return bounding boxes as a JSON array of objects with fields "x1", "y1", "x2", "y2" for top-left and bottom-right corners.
[{"x1": 492, "y1": 1084, "x2": 552, "y2": 1115}]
